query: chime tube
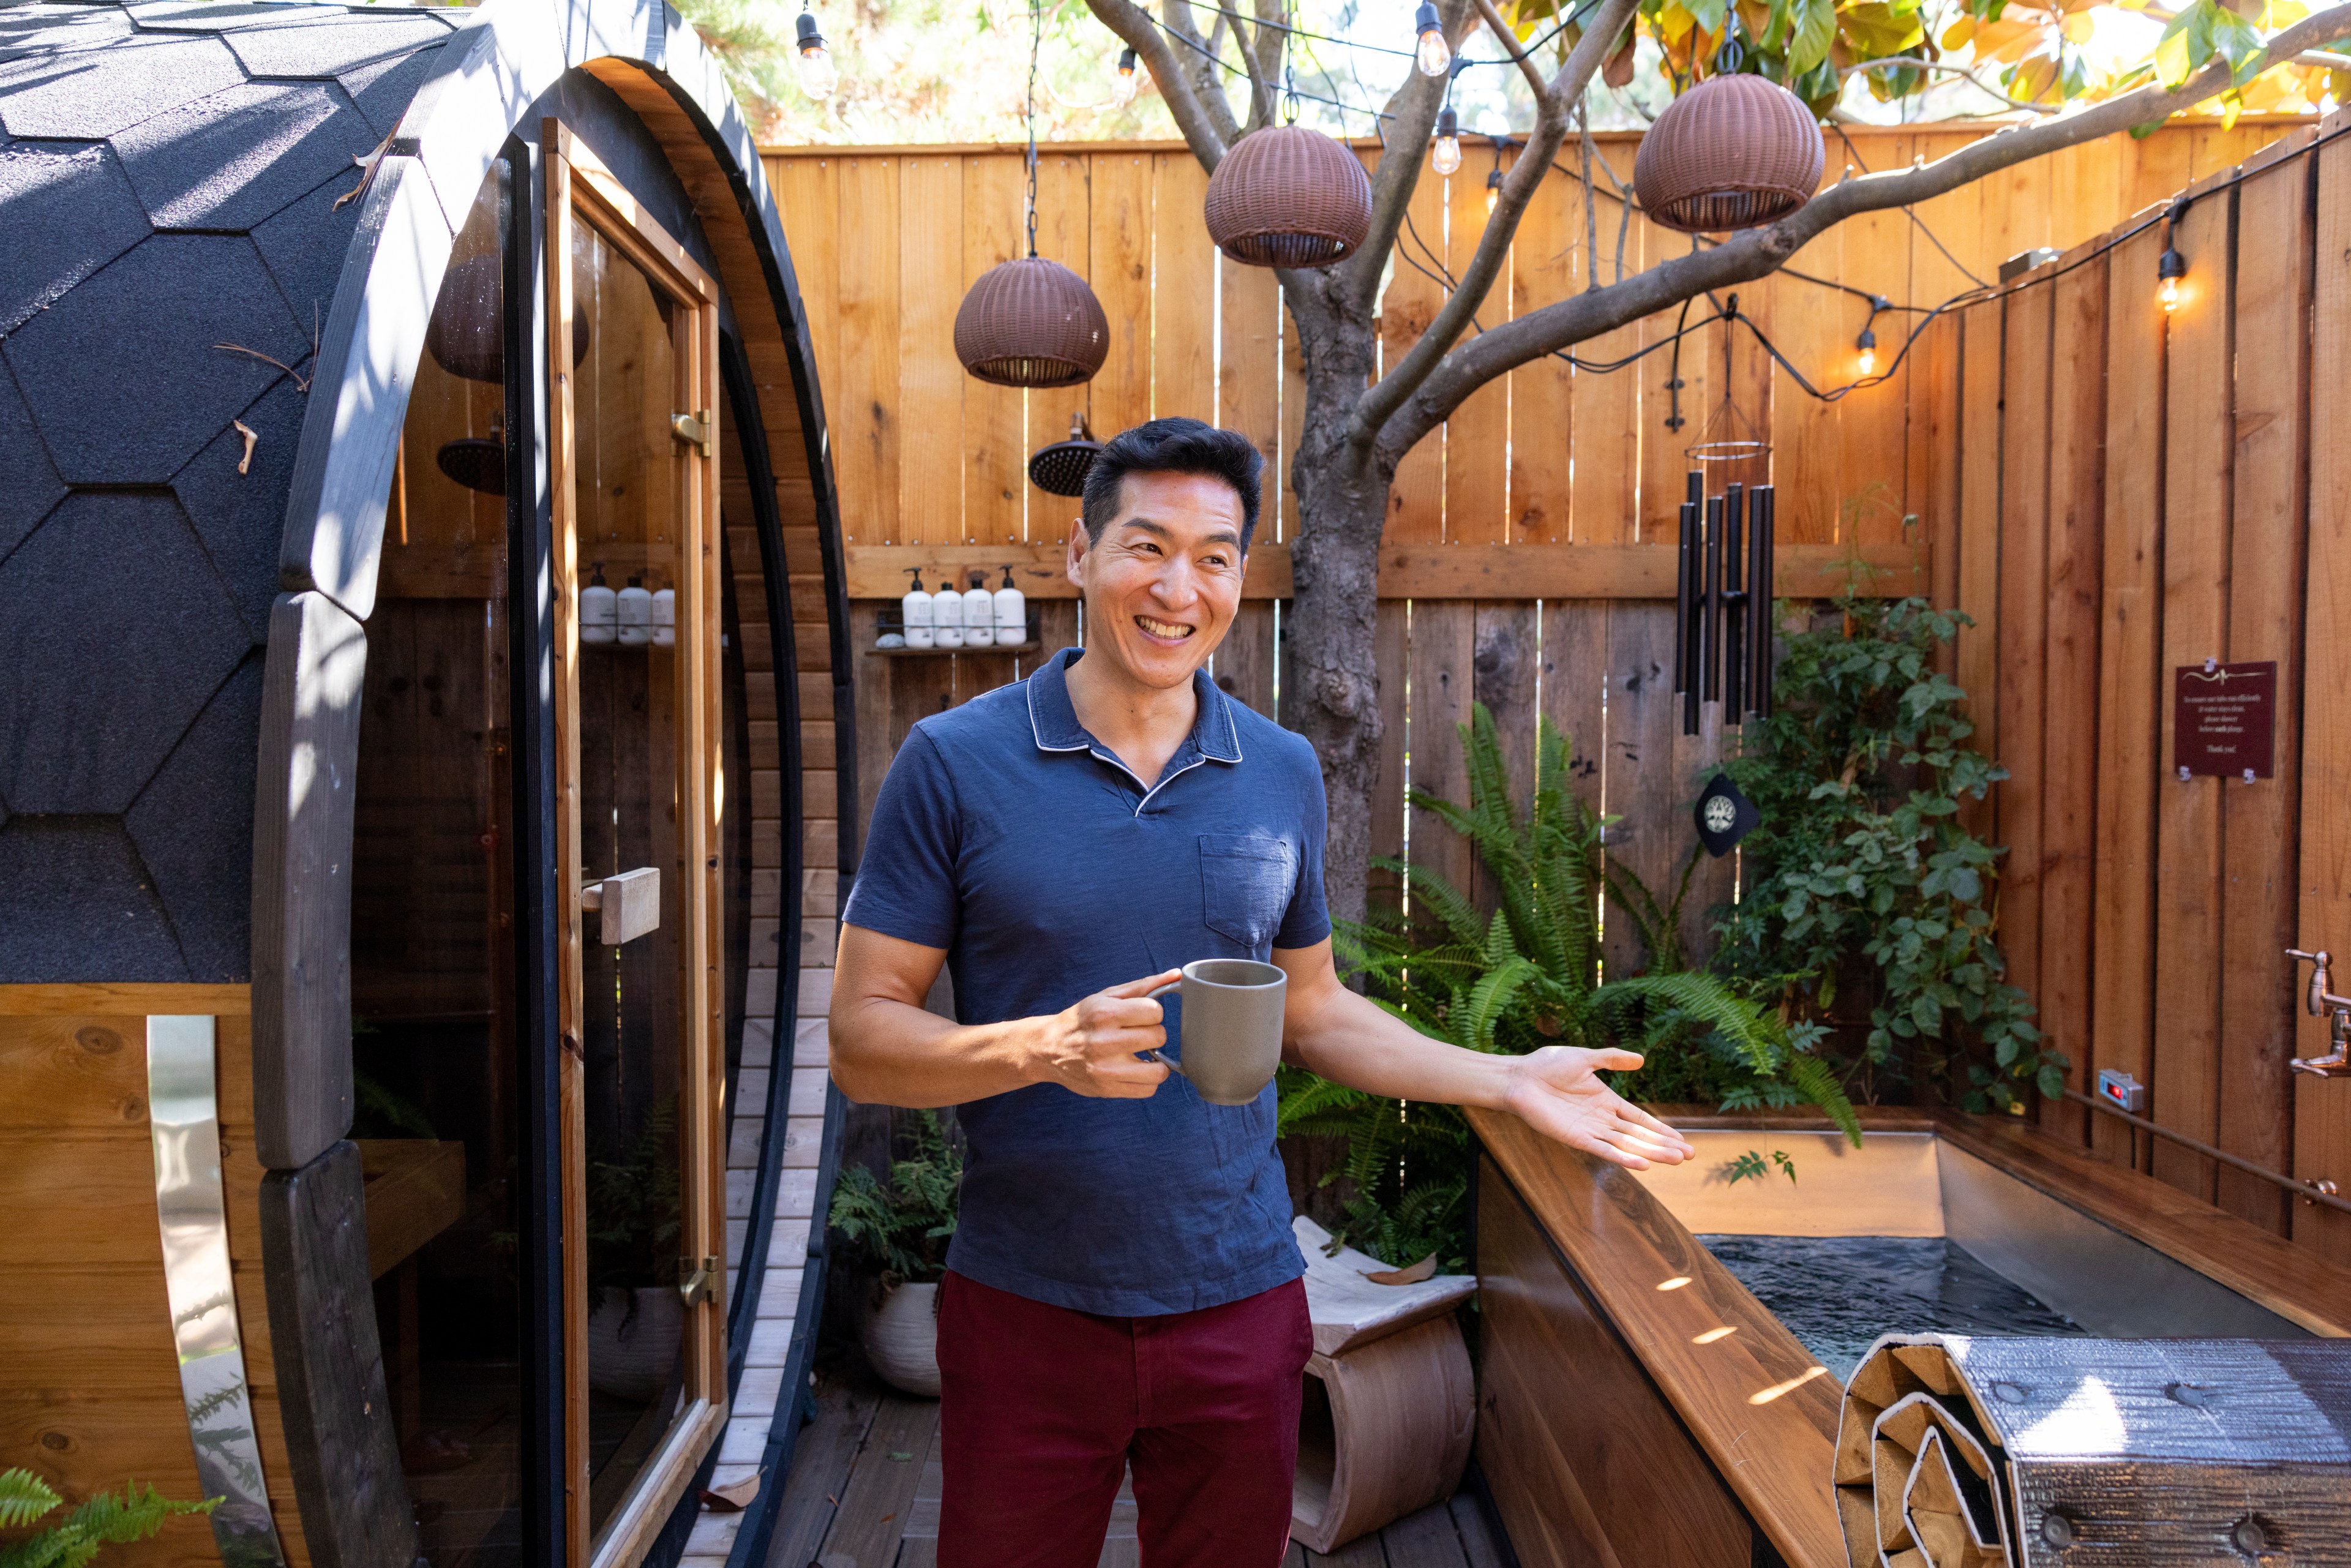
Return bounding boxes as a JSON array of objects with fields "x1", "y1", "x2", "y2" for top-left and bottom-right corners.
[
  {"x1": 1752, "y1": 488, "x2": 1775, "y2": 719},
  {"x1": 1673, "y1": 501, "x2": 1695, "y2": 697},
  {"x1": 1702, "y1": 496, "x2": 1723, "y2": 705},
  {"x1": 1723, "y1": 484, "x2": 1745, "y2": 723}
]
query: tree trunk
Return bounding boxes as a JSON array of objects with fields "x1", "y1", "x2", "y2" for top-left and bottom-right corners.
[{"x1": 1278, "y1": 286, "x2": 1391, "y2": 931}]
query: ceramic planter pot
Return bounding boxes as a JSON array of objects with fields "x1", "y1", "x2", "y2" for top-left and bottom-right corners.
[
  {"x1": 586, "y1": 1286, "x2": 684, "y2": 1403},
  {"x1": 861, "y1": 1280, "x2": 942, "y2": 1397}
]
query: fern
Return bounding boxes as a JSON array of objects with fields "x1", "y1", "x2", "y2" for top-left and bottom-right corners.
[
  {"x1": 0, "y1": 1474, "x2": 216, "y2": 1568},
  {"x1": 827, "y1": 1110, "x2": 962, "y2": 1284}
]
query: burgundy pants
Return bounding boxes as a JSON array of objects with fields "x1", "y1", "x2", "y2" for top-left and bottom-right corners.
[{"x1": 935, "y1": 1270, "x2": 1312, "y2": 1568}]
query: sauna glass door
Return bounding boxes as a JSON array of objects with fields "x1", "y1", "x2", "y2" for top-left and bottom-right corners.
[{"x1": 547, "y1": 131, "x2": 727, "y2": 1567}]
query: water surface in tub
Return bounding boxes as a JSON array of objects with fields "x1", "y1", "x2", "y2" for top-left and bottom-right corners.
[{"x1": 1697, "y1": 1234, "x2": 2090, "y2": 1382}]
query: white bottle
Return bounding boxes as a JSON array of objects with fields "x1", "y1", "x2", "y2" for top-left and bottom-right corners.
[
  {"x1": 651, "y1": 587, "x2": 675, "y2": 648},
  {"x1": 581, "y1": 563, "x2": 618, "y2": 646},
  {"x1": 962, "y1": 572, "x2": 995, "y2": 648},
  {"x1": 901, "y1": 569, "x2": 934, "y2": 649},
  {"x1": 931, "y1": 575, "x2": 964, "y2": 648},
  {"x1": 993, "y1": 566, "x2": 1026, "y2": 645},
  {"x1": 617, "y1": 576, "x2": 653, "y2": 647}
]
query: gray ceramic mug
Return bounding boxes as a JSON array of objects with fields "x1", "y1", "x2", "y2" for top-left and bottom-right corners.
[{"x1": 1144, "y1": 959, "x2": 1288, "y2": 1106}]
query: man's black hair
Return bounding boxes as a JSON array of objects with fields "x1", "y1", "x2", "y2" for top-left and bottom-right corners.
[{"x1": 1079, "y1": 417, "x2": 1264, "y2": 553}]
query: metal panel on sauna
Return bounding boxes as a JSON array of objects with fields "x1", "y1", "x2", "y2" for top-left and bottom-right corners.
[{"x1": 1475, "y1": 1157, "x2": 1754, "y2": 1567}]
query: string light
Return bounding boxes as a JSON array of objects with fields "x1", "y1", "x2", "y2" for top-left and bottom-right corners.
[
  {"x1": 1112, "y1": 46, "x2": 1140, "y2": 106},
  {"x1": 1855, "y1": 325, "x2": 1876, "y2": 377},
  {"x1": 794, "y1": 7, "x2": 836, "y2": 99},
  {"x1": 2158, "y1": 246, "x2": 2186, "y2": 312},
  {"x1": 1412, "y1": 1, "x2": 1451, "y2": 78},
  {"x1": 1431, "y1": 105, "x2": 1461, "y2": 176},
  {"x1": 1485, "y1": 164, "x2": 1502, "y2": 214}
]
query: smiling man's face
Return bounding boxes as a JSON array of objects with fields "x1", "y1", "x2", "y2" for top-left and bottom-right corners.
[{"x1": 1066, "y1": 469, "x2": 1247, "y2": 692}]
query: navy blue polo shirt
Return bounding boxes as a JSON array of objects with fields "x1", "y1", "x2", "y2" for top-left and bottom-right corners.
[{"x1": 841, "y1": 645, "x2": 1327, "y2": 1315}]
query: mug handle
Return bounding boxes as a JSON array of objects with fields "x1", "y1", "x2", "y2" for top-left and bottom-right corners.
[{"x1": 1143, "y1": 978, "x2": 1186, "y2": 1078}]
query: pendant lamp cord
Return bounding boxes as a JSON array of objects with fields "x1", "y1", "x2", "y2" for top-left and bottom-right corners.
[
  {"x1": 1281, "y1": 0, "x2": 1299, "y2": 123},
  {"x1": 1024, "y1": 0, "x2": 1041, "y2": 256}
]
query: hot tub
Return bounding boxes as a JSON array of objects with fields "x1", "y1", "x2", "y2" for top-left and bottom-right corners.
[{"x1": 1464, "y1": 1105, "x2": 2351, "y2": 1568}]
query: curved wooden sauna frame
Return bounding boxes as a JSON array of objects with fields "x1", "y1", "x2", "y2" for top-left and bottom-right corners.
[{"x1": 0, "y1": 2, "x2": 855, "y2": 1565}]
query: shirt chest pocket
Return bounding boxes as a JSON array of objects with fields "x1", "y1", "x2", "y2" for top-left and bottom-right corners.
[{"x1": 1199, "y1": 834, "x2": 1297, "y2": 950}]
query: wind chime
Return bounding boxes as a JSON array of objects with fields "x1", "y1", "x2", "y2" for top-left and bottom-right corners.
[{"x1": 1675, "y1": 468, "x2": 1774, "y2": 853}]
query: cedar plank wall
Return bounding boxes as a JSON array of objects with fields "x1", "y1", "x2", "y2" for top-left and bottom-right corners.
[
  {"x1": 1922, "y1": 111, "x2": 2351, "y2": 1262},
  {"x1": 763, "y1": 122, "x2": 2351, "y2": 1256}
]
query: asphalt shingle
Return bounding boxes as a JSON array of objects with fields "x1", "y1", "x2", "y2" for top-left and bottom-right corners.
[
  {"x1": 126, "y1": 650, "x2": 263, "y2": 980},
  {"x1": 0, "y1": 816, "x2": 191, "y2": 980},
  {"x1": 0, "y1": 28, "x2": 241, "y2": 138},
  {"x1": 171, "y1": 375, "x2": 306, "y2": 642},
  {"x1": 114, "y1": 78, "x2": 378, "y2": 232}
]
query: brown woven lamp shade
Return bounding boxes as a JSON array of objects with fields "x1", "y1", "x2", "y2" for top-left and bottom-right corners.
[
  {"x1": 1633, "y1": 73, "x2": 1824, "y2": 234},
  {"x1": 1203, "y1": 126, "x2": 1373, "y2": 268},
  {"x1": 954, "y1": 257, "x2": 1110, "y2": 388}
]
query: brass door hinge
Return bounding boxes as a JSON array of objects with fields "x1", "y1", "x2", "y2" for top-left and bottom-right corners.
[
  {"x1": 671, "y1": 410, "x2": 711, "y2": 455},
  {"x1": 678, "y1": 1255, "x2": 721, "y2": 1306}
]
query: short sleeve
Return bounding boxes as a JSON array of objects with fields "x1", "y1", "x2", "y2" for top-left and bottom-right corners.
[
  {"x1": 1273, "y1": 743, "x2": 1330, "y2": 949},
  {"x1": 841, "y1": 726, "x2": 962, "y2": 950}
]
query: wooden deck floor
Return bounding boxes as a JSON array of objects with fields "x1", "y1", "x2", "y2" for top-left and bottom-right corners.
[{"x1": 764, "y1": 1375, "x2": 1511, "y2": 1568}]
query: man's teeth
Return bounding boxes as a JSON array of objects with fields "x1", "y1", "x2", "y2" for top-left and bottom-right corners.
[{"x1": 1136, "y1": 617, "x2": 1193, "y2": 639}]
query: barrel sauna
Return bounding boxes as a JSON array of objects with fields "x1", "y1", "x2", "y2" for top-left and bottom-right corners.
[{"x1": 0, "y1": 5, "x2": 854, "y2": 1566}]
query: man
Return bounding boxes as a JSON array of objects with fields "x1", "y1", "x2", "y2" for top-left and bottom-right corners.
[{"x1": 831, "y1": 418, "x2": 1692, "y2": 1567}]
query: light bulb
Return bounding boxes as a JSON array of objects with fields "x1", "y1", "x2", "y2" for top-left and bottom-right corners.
[
  {"x1": 1431, "y1": 107, "x2": 1461, "y2": 175},
  {"x1": 1112, "y1": 47, "x2": 1139, "y2": 107},
  {"x1": 1413, "y1": 0, "x2": 1451, "y2": 77},
  {"x1": 795, "y1": 10, "x2": 837, "y2": 99},
  {"x1": 2158, "y1": 247, "x2": 2185, "y2": 313},
  {"x1": 1485, "y1": 166, "x2": 1502, "y2": 215},
  {"x1": 2159, "y1": 276, "x2": 2180, "y2": 312},
  {"x1": 1855, "y1": 326, "x2": 1877, "y2": 378}
]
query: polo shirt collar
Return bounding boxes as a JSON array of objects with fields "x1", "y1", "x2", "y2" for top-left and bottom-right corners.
[{"x1": 1027, "y1": 646, "x2": 1243, "y2": 766}]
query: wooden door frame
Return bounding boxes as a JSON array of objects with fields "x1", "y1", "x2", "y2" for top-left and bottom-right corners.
[{"x1": 544, "y1": 119, "x2": 729, "y2": 1568}]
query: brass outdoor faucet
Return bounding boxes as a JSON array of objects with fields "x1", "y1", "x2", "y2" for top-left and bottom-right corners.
[{"x1": 2285, "y1": 949, "x2": 2351, "y2": 1076}]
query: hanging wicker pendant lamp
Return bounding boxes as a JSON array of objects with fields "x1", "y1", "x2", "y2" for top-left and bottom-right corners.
[
  {"x1": 1633, "y1": 73, "x2": 1824, "y2": 234},
  {"x1": 1204, "y1": 125, "x2": 1373, "y2": 268},
  {"x1": 954, "y1": 257, "x2": 1110, "y2": 388}
]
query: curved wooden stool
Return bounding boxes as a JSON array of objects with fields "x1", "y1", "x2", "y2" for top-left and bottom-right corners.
[{"x1": 1290, "y1": 1219, "x2": 1478, "y2": 1554}]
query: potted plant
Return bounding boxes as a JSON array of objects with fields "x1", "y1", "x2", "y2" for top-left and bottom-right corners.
[
  {"x1": 827, "y1": 1110, "x2": 961, "y2": 1397},
  {"x1": 0, "y1": 1470, "x2": 217, "y2": 1562},
  {"x1": 585, "y1": 1098, "x2": 684, "y2": 1403}
]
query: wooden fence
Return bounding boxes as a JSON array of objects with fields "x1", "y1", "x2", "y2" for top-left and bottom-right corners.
[{"x1": 1918, "y1": 107, "x2": 2351, "y2": 1265}]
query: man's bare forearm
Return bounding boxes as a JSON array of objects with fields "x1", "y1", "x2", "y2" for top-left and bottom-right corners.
[
  {"x1": 828, "y1": 994, "x2": 1052, "y2": 1108},
  {"x1": 1282, "y1": 982, "x2": 1515, "y2": 1111}
]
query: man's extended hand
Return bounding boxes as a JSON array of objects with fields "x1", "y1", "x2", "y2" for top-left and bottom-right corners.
[
  {"x1": 1499, "y1": 1047, "x2": 1695, "y2": 1171},
  {"x1": 1029, "y1": 970, "x2": 1183, "y2": 1098}
]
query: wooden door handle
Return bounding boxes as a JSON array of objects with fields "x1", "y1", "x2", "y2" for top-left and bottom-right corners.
[{"x1": 580, "y1": 867, "x2": 660, "y2": 944}]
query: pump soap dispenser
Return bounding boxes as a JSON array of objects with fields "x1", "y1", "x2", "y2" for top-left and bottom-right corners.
[
  {"x1": 582, "y1": 563, "x2": 618, "y2": 646},
  {"x1": 901, "y1": 569, "x2": 934, "y2": 648},
  {"x1": 961, "y1": 571, "x2": 995, "y2": 648},
  {"x1": 931, "y1": 573, "x2": 964, "y2": 648},
  {"x1": 994, "y1": 566, "x2": 1026, "y2": 647},
  {"x1": 617, "y1": 576, "x2": 653, "y2": 647}
]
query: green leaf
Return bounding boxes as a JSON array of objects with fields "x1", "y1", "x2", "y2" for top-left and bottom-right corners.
[{"x1": 2155, "y1": 1, "x2": 2211, "y2": 89}]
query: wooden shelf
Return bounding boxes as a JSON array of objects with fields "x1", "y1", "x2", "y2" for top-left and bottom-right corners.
[{"x1": 864, "y1": 641, "x2": 1038, "y2": 658}]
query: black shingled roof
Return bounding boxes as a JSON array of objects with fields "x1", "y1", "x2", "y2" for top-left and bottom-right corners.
[{"x1": 0, "y1": 1, "x2": 461, "y2": 982}]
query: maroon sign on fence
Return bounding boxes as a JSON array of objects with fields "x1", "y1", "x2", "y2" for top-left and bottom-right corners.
[{"x1": 2173, "y1": 660, "x2": 2276, "y2": 779}]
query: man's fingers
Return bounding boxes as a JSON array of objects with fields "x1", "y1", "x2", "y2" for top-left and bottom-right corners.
[
  {"x1": 1101, "y1": 969, "x2": 1184, "y2": 999},
  {"x1": 1586, "y1": 1048, "x2": 1646, "y2": 1073},
  {"x1": 1617, "y1": 1100, "x2": 1687, "y2": 1141}
]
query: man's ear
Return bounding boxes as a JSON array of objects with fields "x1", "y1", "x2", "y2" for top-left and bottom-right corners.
[{"x1": 1065, "y1": 520, "x2": 1089, "y2": 590}]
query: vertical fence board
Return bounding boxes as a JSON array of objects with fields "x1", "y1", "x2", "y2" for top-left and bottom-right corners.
[
  {"x1": 1840, "y1": 138, "x2": 1914, "y2": 542},
  {"x1": 2090, "y1": 222, "x2": 2169, "y2": 1171},
  {"x1": 1953, "y1": 302, "x2": 2004, "y2": 842},
  {"x1": 1918, "y1": 313, "x2": 1962, "y2": 634},
  {"x1": 1089, "y1": 151, "x2": 1153, "y2": 439},
  {"x1": 1469, "y1": 602, "x2": 1540, "y2": 914},
  {"x1": 1995, "y1": 280, "x2": 2053, "y2": 1078},
  {"x1": 1446, "y1": 157, "x2": 1510, "y2": 546},
  {"x1": 1510, "y1": 165, "x2": 1574, "y2": 546},
  {"x1": 834, "y1": 156, "x2": 900, "y2": 542},
  {"x1": 1278, "y1": 283, "x2": 1306, "y2": 543},
  {"x1": 1600, "y1": 604, "x2": 1681, "y2": 977},
  {"x1": 1214, "y1": 601, "x2": 1277, "y2": 719},
  {"x1": 2038, "y1": 250, "x2": 2109, "y2": 1146},
  {"x1": 1384, "y1": 163, "x2": 1447, "y2": 546},
  {"x1": 771, "y1": 154, "x2": 840, "y2": 430},
  {"x1": 1570, "y1": 145, "x2": 1640, "y2": 545},
  {"x1": 1151, "y1": 154, "x2": 1215, "y2": 423},
  {"x1": 1369, "y1": 602, "x2": 1409, "y2": 904},
  {"x1": 1772, "y1": 206, "x2": 1847, "y2": 542},
  {"x1": 1220, "y1": 259, "x2": 1281, "y2": 478},
  {"x1": 962, "y1": 154, "x2": 1025, "y2": 549},
  {"x1": 2149, "y1": 187, "x2": 2237, "y2": 1202},
  {"x1": 1638, "y1": 221, "x2": 1703, "y2": 548},
  {"x1": 1538, "y1": 601, "x2": 1608, "y2": 813},
  {"x1": 2296, "y1": 113, "x2": 2351, "y2": 1264},
  {"x1": 1408, "y1": 602, "x2": 1477, "y2": 902},
  {"x1": 2216, "y1": 142, "x2": 2314, "y2": 1232},
  {"x1": 1029, "y1": 152, "x2": 1092, "y2": 546},
  {"x1": 899, "y1": 156, "x2": 965, "y2": 546}
]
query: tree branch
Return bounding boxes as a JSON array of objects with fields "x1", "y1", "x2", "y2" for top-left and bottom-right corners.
[
  {"x1": 1475, "y1": 0, "x2": 1548, "y2": 101},
  {"x1": 1335, "y1": 0, "x2": 1479, "y2": 315},
  {"x1": 1379, "y1": 0, "x2": 2351, "y2": 455},
  {"x1": 1349, "y1": 0, "x2": 1639, "y2": 445},
  {"x1": 1840, "y1": 56, "x2": 2061, "y2": 114},
  {"x1": 1082, "y1": 0, "x2": 1234, "y2": 168}
]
